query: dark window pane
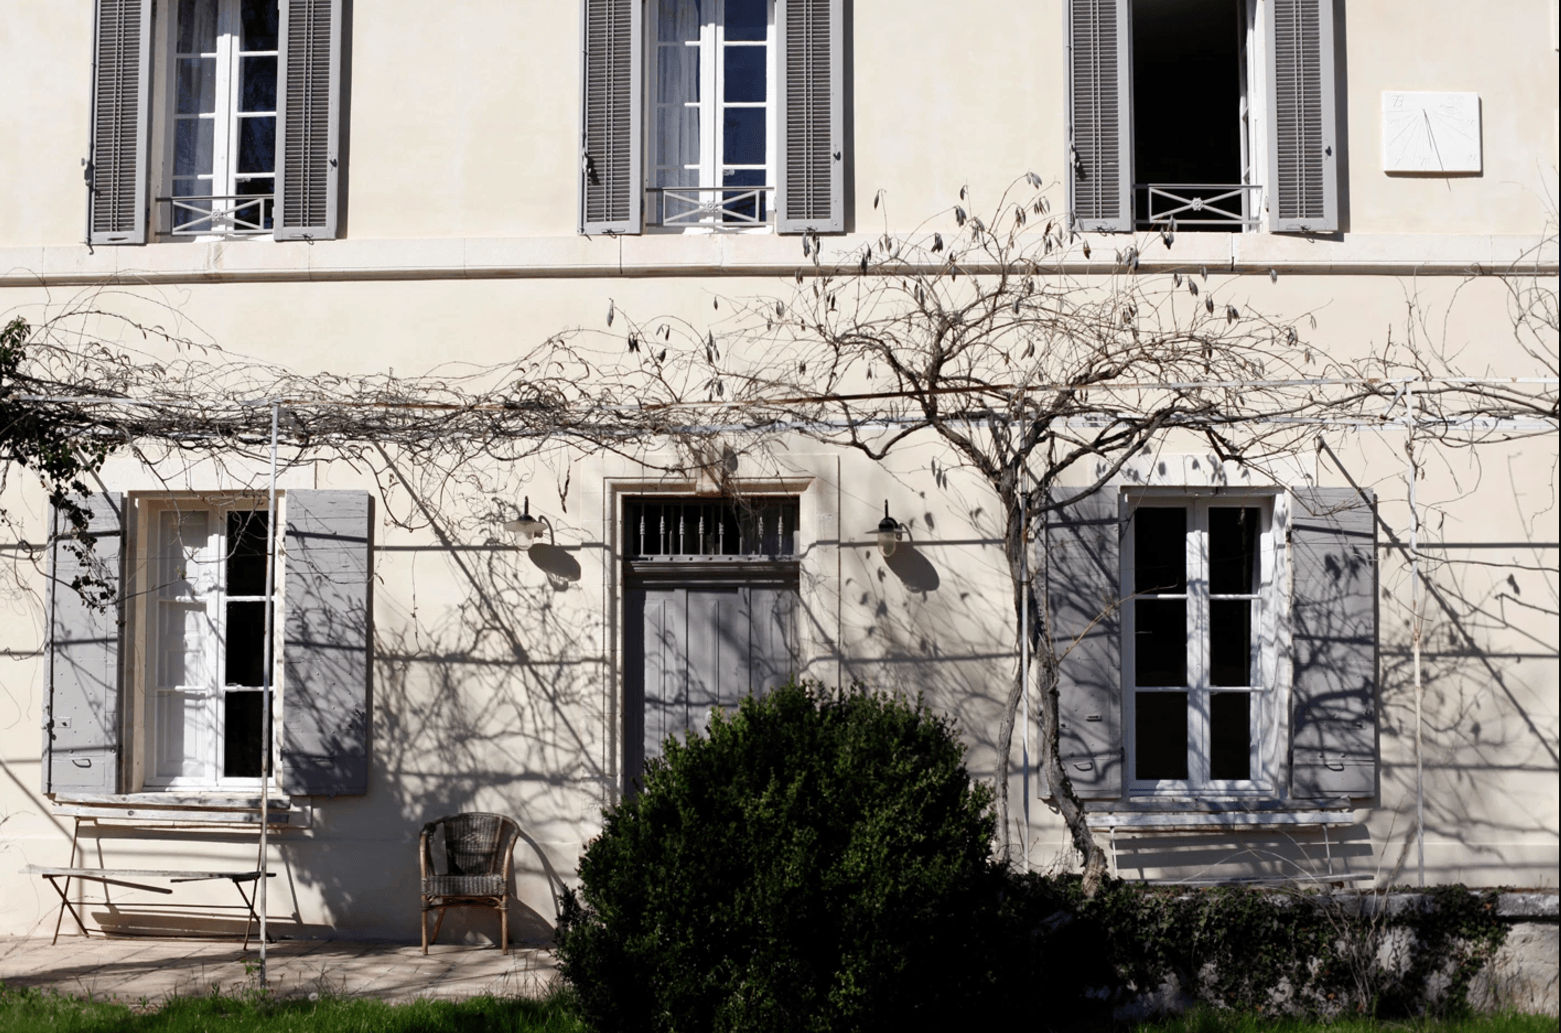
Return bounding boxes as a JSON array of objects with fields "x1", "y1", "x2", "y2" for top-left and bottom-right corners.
[
  {"x1": 240, "y1": 55, "x2": 277, "y2": 111},
  {"x1": 235, "y1": 178, "x2": 275, "y2": 230},
  {"x1": 658, "y1": 0, "x2": 701, "y2": 42},
  {"x1": 725, "y1": 0, "x2": 767, "y2": 40},
  {"x1": 175, "y1": 118, "x2": 214, "y2": 177},
  {"x1": 223, "y1": 689, "x2": 272, "y2": 777},
  {"x1": 177, "y1": 0, "x2": 217, "y2": 53},
  {"x1": 722, "y1": 168, "x2": 766, "y2": 222},
  {"x1": 238, "y1": 116, "x2": 276, "y2": 174},
  {"x1": 724, "y1": 45, "x2": 765, "y2": 102},
  {"x1": 1210, "y1": 692, "x2": 1251, "y2": 780},
  {"x1": 1210, "y1": 599, "x2": 1252, "y2": 686},
  {"x1": 227, "y1": 512, "x2": 269, "y2": 595},
  {"x1": 722, "y1": 107, "x2": 765, "y2": 165},
  {"x1": 176, "y1": 58, "x2": 216, "y2": 115},
  {"x1": 225, "y1": 599, "x2": 267, "y2": 686},
  {"x1": 1210, "y1": 506, "x2": 1260, "y2": 594},
  {"x1": 1135, "y1": 692, "x2": 1188, "y2": 780},
  {"x1": 1135, "y1": 599, "x2": 1186, "y2": 686},
  {"x1": 170, "y1": 181, "x2": 211, "y2": 231},
  {"x1": 1134, "y1": 507, "x2": 1186, "y2": 593},
  {"x1": 241, "y1": 0, "x2": 279, "y2": 50}
]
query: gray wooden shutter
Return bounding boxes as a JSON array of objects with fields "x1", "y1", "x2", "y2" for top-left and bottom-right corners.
[
  {"x1": 88, "y1": 0, "x2": 151, "y2": 245},
  {"x1": 1043, "y1": 487, "x2": 1124, "y2": 799},
  {"x1": 776, "y1": 0, "x2": 843, "y2": 234},
  {"x1": 1266, "y1": 0, "x2": 1338, "y2": 232},
  {"x1": 1289, "y1": 487, "x2": 1377, "y2": 799},
  {"x1": 45, "y1": 494, "x2": 125, "y2": 795},
  {"x1": 579, "y1": 0, "x2": 642, "y2": 235},
  {"x1": 281, "y1": 490, "x2": 372, "y2": 795},
  {"x1": 1066, "y1": 0, "x2": 1132, "y2": 233},
  {"x1": 275, "y1": 0, "x2": 343, "y2": 240}
]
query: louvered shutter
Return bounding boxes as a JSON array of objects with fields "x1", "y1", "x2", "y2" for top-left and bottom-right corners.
[
  {"x1": 88, "y1": 0, "x2": 151, "y2": 245},
  {"x1": 579, "y1": 0, "x2": 642, "y2": 235},
  {"x1": 776, "y1": 0, "x2": 842, "y2": 234},
  {"x1": 1267, "y1": 0, "x2": 1338, "y2": 232},
  {"x1": 1289, "y1": 487, "x2": 1378, "y2": 799},
  {"x1": 281, "y1": 491, "x2": 372, "y2": 795},
  {"x1": 1042, "y1": 488, "x2": 1124, "y2": 799},
  {"x1": 45, "y1": 494, "x2": 125, "y2": 794},
  {"x1": 275, "y1": 0, "x2": 343, "y2": 240},
  {"x1": 1067, "y1": 0, "x2": 1132, "y2": 233}
]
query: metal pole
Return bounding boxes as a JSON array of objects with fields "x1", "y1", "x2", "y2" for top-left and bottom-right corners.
[
  {"x1": 258, "y1": 402, "x2": 279, "y2": 985},
  {"x1": 1018, "y1": 406, "x2": 1031, "y2": 870},
  {"x1": 1407, "y1": 388, "x2": 1426, "y2": 888}
]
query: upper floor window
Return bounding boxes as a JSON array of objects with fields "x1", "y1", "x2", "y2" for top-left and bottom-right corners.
[
  {"x1": 1067, "y1": 0, "x2": 1339, "y2": 234},
  {"x1": 649, "y1": 0, "x2": 775, "y2": 229},
  {"x1": 579, "y1": 0, "x2": 842, "y2": 236},
  {"x1": 165, "y1": 0, "x2": 280, "y2": 236},
  {"x1": 86, "y1": 0, "x2": 343, "y2": 245}
]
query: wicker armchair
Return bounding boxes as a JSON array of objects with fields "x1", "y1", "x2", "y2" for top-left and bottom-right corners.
[{"x1": 419, "y1": 812, "x2": 520, "y2": 954}]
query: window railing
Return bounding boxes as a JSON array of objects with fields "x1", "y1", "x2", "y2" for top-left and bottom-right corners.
[
  {"x1": 1136, "y1": 183, "x2": 1262, "y2": 229},
  {"x1": 158, "y1": 194, "x2": 274, "y2": 236},
  {"x1": 648, "y1": 186, "x2": 773, "y2": 229}
]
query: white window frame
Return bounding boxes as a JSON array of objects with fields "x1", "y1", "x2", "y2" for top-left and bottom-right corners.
[
  {"x1": 150, "y1": 0, "x2": 279, "y2": 238},
  {"x1": 1121, "y1": 489, "x2": 1290, "y2": 799},
  {"x1": 130, "y1": 494, "x2": 282, "y2": 791},
  {"x1": 646, "y1": 0, "x2": 778, "y2": 231}
]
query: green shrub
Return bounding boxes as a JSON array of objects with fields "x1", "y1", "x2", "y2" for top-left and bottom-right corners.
[{"x1": 556, "y1": 681, "x2": 1013, "y2": 1033}]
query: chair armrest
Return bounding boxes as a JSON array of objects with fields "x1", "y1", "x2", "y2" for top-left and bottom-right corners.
[{"x1": 418, "y1": 824, "x2": 436, "y2": 882}]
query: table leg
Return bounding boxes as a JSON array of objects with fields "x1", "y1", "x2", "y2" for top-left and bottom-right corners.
[{"x1": 43, "y1": 875, "x2": 89, "y2": 944}]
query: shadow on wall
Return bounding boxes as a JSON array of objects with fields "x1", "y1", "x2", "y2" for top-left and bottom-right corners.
[{"x1": 270, "y1": 507, "x2": 605, "y2": 947}]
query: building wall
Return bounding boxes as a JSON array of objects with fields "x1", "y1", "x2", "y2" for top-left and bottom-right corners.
[{"x1": 0, "y1": 1, "x2": 1556, "y2": 942}]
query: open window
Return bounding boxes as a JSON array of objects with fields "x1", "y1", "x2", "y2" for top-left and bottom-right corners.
[
  {"x1": 579, "y1": 0, "x2": 843, "y2": 235},
  {"x1": 1067, "y1": 0, "x2": 1338, "y2": 233}
]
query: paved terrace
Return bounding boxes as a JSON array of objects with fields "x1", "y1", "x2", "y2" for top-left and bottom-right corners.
[{"x1": 0, "y1": 936, "x2": 561, "y2": 1005}]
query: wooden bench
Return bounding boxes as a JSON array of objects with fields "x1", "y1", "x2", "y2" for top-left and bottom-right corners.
[
  {"x1": 1085, "y1": 807, "x2": 1375, "y2": 886},
  {"x1": 29, "y1": 793, "x2": 310, "y2": 946}
]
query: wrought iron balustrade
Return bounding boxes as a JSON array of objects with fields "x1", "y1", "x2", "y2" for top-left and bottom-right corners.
[
  {"x1": 158, "y1": 194, "x2": 274, "y2": 236},
  {"x1": 648, "y1": 185, "x2": 773, "y2": 228},
  {"x1": 1137, "y1": 183, "x2": 1262, "y2": 229}
]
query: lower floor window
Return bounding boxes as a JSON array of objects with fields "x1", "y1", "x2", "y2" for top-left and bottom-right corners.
[
  {"x1": 1123, "y1": 496, "x2": 1280, "y2": 793},
  {"x1": 140, "y1": 499, "x2": 276, "y2": 786}
]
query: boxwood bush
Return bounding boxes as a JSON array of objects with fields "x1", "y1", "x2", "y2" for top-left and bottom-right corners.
[{"x1": 556, "y1": 681, "x2": 1027, "y2": 1033}]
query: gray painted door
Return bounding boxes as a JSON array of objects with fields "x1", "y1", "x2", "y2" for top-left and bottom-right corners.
[{"x1": 625, "y1": 574, "x2": 799, "y2": 784}]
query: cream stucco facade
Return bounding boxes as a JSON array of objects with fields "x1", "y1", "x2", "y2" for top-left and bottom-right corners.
[{"x1": 0, "y1": 0, "x2": 1556, "y2": 944}]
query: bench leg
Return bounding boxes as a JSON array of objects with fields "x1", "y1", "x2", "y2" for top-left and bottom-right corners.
[
  {"x1": 43, "y1": 875, "x2": 90, "y2": 944},
  {"x1": 230, "y1": 879, "x2": 274, "y2": 951}
]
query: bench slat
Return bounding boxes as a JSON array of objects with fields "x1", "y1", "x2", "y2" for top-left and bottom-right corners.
[{"x1": 54, "y1": 805, "x2": 296, "y2": 826}]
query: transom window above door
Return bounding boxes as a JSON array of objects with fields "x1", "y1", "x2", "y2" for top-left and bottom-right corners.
[
  {"x1": 649, "y1": 0, "x2": 775, "y2": 228},
  {"x1": 626, "y1": 496, "x2": 799, "y2": 558}
]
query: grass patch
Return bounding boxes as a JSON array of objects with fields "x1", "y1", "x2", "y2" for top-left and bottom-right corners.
[
  {"x1": 3, "y1": 983, "x2": 1551, "y2": 1033},
  {"x1": 1129, "y1": 1008, "x2": 1558, "y2": 1033},
  {"x1": 0, "y1": 982, "x2": 585, "y2": 1033}
]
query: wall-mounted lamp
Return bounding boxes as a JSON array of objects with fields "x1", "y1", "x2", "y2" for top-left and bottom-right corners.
[
  {"x1": 875, "y1": 500, "x2": 903, "y2": 558},
  {"x1": 503, "y1": 496, "x2": 548, "y2": 549}
]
